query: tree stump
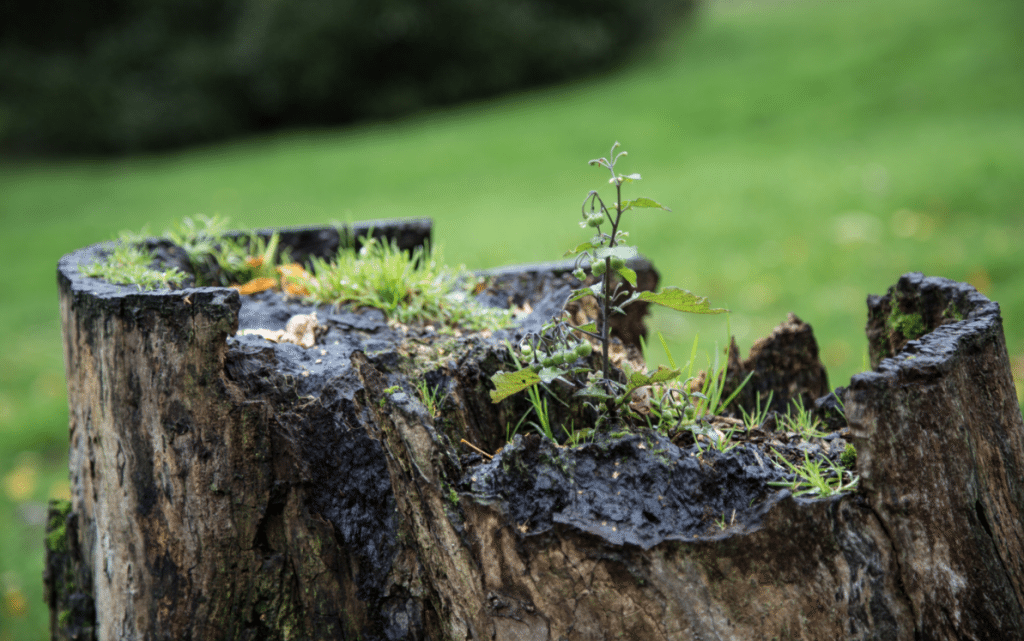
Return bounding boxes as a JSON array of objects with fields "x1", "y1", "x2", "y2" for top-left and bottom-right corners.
[{"x1": 50, "y1": 221, "x2": 1024, "y2": 640}]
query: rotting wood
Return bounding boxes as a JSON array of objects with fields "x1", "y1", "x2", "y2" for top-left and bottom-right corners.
[{"x1": 51, "y1": 218, "x2": 1024, "y2": 641}]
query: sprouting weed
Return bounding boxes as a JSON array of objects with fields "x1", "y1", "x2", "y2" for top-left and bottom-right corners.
[
  {"x1": 490, "y1": 143, "x2": 730, "y2": 439},
  {"x1": 415, "y1": 378, "x2": 444, "y2": 417},
  {"x1": 768, "y1": 449, "x2": 859, "y2": 497},
  {"x1": 781, "y1": 396, "x2": 829, "y2": 439},
  {"x1": 740, "y1": 391, "x2": 774, "y2": 429},
  {"x1": 299, "y1": 235, "x2": 511, "y2": 331},
  {"x1": 83, "y1": 216, "x2": 513, "y2": 331},
  {"x1": 80, "y1": 240, "x2": 185, "y2": 290}
]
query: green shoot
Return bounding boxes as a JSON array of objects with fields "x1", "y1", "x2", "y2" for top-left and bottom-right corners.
[
  {"x1": 691, "y1": 347, "x2": 753, "y2": 418},
  {"x1": 301, "y1": 235, "x2": 512, "y2": 331},
  {"x1": 740, "y1": 391, "x2": 774, "y2": 429},
  {"x1": 768, "y1": 449, "x2": 859, "y2": 497},
  {"x1": 781, "y1": 396, "x2": 829, "y2": 439},
  {"x1": 526, "y1": 388, "x2": 555, "y2": 442},
  {"x1": 415, "y1": 379, "x2": 443, "y2": 417},
  {"x1": 80, "y1": 240, "x2": 185, "y2": 290},
  {"x1": 504, "y1": 340, "x2": 561, "y2": 442},
  {"x1": 565, "y1": 424, "x2": 595, "y2": 447},
  {"x1": 710, "y1": 425, "x2": 741, "y2": 453},
  {"x1": 658, "y1": 331, "x2": 679, "y2": 371},
  {"x1": 491, "y1": 143, "x2": 729, "y2": 436}
]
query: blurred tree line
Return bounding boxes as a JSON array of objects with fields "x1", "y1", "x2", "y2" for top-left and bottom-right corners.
[{"x1": 0, "y1": 0, "x2": 696, "y2": 155}]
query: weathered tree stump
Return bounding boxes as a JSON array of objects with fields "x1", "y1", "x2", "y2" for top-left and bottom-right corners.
[{"x1": 50, "y1": 221, "x2": 1024, "y2": 640}]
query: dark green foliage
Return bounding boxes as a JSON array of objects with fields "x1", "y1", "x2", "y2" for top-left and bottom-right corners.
[{"x1": 0, "y1": 0, "x2": 696, "y2": 154}]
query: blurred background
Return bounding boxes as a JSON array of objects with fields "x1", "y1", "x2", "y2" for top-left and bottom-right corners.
[{"x1": 1, "y1": 0, "x2": 1022, "y2": 636}]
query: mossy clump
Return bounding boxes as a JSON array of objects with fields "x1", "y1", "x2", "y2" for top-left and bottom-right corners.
[
  {"x1": 840, "y1": 443, "x2": 858, "y2": 468},
  {"x1": 887, "y1": 306, "x2": 927, "y2": 341},
  {"x1": 45, "y1": 499, "x2": 72, "y2": 554}
]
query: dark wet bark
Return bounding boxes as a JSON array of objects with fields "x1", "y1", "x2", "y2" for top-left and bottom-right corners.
[
  {"x1": 845, "y1": 273, "x2": 1024, "y2": 638},
  {"x1": 52, "y1": 218, "x2": 1024, "y2": 641},
  {"x1": 720, "y1": 312, "x2": 831, "y2": 417}
]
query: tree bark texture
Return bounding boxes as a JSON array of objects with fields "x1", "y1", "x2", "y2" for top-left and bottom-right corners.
[{"x1": 52, "y1": 217, "x2": 1024, "y2": 641}]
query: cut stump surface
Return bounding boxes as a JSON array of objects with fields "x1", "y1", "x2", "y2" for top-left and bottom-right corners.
[{"x1": 50, "y1": 221, "x2": 1024, "y2": 641}]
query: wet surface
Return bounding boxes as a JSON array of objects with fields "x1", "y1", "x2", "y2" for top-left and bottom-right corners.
[
  {"x1": 60, "y1": 228, "x2": 859, "y2": 638},
  {"x1": 467, "y1": 431, "x2": 792, "y2": 549},
  {"x1": 226, "y1": 275, "x2": 854, "y2": 559}
]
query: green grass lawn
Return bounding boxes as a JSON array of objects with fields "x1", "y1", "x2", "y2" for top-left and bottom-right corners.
[{"x1": 2, "y1": 0, "x2": 1022, "y2": 635}]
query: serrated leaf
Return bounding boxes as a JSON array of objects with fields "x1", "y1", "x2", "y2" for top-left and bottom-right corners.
[
  {"x1": 627, "y1": 365, "x2": 682, "y2": 388},
  {"x1": 636, "y1": 287, "x2": 728, "y2": 314},
  {"x1": 568, "y1": 288, "x2": 594, "y2": 303},
  {"x1": 617, "y1": 365, "x2": 683, "y2": 406},
  {"x1": 564, "y1": 241, "x2": 596, "y2": 257},
  {"x1": 622, "y1": 197, "x2": 671, "y2": 211},
  {"x1": 593, "y1": 245, "x2": 638, "y2": 260},
  {"x1": 614, "y1": 265, "x2": 637, "y2": 287},
  {"x1": 576, "y1": 386, "x2": 615, "y2": 401},
  {"x1": 574, "y1": 321, "x2": 598, "y2": 334},
  {"x1": 489, "y1": 369, "x2": 540, "y2": 403},
  {"x1": 537, "y1": 367, "x2": 565, "y2": 384}
]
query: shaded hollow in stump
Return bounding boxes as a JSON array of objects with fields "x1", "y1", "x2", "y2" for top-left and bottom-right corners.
[{"x1": 51, "y1": 216, "x2": 1024, "y2": 641}]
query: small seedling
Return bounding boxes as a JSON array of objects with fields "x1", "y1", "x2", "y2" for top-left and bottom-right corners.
[
  {"x1": 740, "y1": 391, "x2": 774, "y2": 429},
  {"x1": 415, "y1": 379, "x2": 444, "y2": 417},
  {"x1": 298, "y1": 234, "x2": 512, "y2": 331},
  {"x1": 83, "y1": 216, "x2": 513, "y2": 332},
  {"x1": 504, "y1": 341, "x2": 566, "y2": 442},
  {"x1": 768, "y1": 449, "x2": 859, "y2": 497},
  {"x1": 709, "y1": 424, "x2": 741, "y2": 454},
  {"x1": 80, "y1": 239, "x2": 186, "y2": 290},
  {"x1": 781, "y1": 396, "x2": 829, "y2": 439},
  {"x1": 490, "y1": 143, "x2": 729, "y2": 436},
  {"x1": 690, "y1": 351, "x2": 753, "y2": 420}
]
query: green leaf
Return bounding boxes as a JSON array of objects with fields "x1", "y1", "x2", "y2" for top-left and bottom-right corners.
[
  {"x1": 593, "y1": 245, "x2": 638, "y2": 260},
  {"x1": 574, "y1": 321, "x2": 598, "y2": 334},
  {"x1": 622, "y1": 197, "x2": 670, "y2": 212},
  {"x1": 537, "y1": 367, "x2": 565, "y2": 384},
  {"x1": 627, "y1": 365, "x2": 682, "y2": 388},
  {"x1": 490, "y1": 369, "x2": 540, "y2": 403},
  {"x1": 636, "y1": 288, "x2": 728, "y2": 314},
  {"x1": 568, "y1": 287, "x2": 595, "y2": 304},
  {"x1": 613, "y1": 265, "x2": 637, "y2": 287},
  {"x1": 576, "y1": 386, "x2": 615, "y2": 401},
  {"x1": 564, "y1": 241, "x2": 596, "y2": 257},
  {"x1": 617, "y1": 365, "x2": 683, "y2": 405}
]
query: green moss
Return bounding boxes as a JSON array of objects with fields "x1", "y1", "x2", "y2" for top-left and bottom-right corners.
[
  {"x1": 45, "y1": 499, "x2": 72, "y2": 553},
  {"x1": 943, "y1": 301, "x2": 966, "y2": 322},
  {"x1": 79, "y1": 240, "x2": 186, "y2": 290},
  {"x1": 840, "y1": 443, "x2": 857, "y2": 468},
  {"x1": 887, "y1": 306, "x2": 927, "y2": 340}
]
